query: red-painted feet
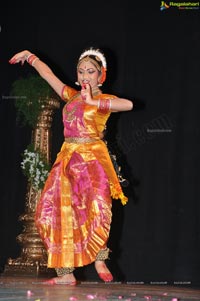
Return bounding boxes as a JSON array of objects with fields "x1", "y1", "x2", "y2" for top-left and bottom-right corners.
[
  {"x1": 42, "y1": 275, "x2": 77, "y2": 285},
  {"x1": 95, "y1": 261, "x2": 113, "y2": 282}
]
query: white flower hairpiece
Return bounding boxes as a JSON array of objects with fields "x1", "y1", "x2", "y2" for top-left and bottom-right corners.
[{"x1": 79, "y1": 48, "x2": 107, "y2": 69}]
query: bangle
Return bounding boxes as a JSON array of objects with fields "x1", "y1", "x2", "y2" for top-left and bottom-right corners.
[
  {"x1": 97, "y1": 99, "x2": 111, "y2": 113},
  {"x1": 108, "y1": 99, "x2": 112, "y2": 110},
  {"x1": 28, "y1": 55, "x2": 37, "y2": 65},
  {"x1": 27, "y1": 54, "x2": 39, "y2": 66},
  {"x1": 32, "y1": 57, "x2": 39, "y2": 66},
  {"x1": 26, "y1": 53, "x2": 33, "y2": 61}
]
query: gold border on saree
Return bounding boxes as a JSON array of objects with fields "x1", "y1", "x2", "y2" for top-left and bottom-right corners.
[{"x1": 64, "y1": 137, "x2": 99, "y2": 144}]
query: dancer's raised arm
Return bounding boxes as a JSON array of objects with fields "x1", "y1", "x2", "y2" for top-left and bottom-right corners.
[{"x1": 9, "y1": 50, "x2": 65, "y2": 98}]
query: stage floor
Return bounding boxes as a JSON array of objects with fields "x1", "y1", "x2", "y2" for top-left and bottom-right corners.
[{"x1": 0, "y1": 276, "x2": 199, "y2": 301}]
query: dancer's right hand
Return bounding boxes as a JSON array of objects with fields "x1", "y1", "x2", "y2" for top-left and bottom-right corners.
[{"x1": 9, "y1": 50, "x2": 31, "y2": 65}]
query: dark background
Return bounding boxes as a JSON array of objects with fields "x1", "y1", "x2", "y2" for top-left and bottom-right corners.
[{"x1": 0, "y1": 1, "x2": 199, "y2": 287}]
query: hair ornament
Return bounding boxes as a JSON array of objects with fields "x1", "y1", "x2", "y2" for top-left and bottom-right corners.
[{"x1": 79, "y1": 48, "x2": 107, "y2": 69}]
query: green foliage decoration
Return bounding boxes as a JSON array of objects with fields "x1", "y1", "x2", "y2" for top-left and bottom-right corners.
[{"x1": 10, "y1": 74, "x2": 57, "y2": 127}]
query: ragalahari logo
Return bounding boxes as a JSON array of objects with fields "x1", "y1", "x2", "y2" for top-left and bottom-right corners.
[
  {"x1": 160, "y1": 1, "x2": 200, "y2": 10},
  {"x1": 160, "y1": 1, "x2": 170, "y2": 10}
]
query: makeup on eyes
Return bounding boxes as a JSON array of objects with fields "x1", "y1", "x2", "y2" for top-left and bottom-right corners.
[{"x1": 78, "y1": 68, "x2": 96, "y2": 74}]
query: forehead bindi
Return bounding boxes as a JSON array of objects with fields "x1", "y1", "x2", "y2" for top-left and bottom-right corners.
[
  {"x1": 78, "y1": 60, "x2": 97, "y2": 71},
  {"x1": 82, "y1": 65, "x2": 88, "y2": 70}
]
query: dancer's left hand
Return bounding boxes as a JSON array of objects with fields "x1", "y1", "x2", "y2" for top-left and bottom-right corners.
[{"x1": 81, "y1": 83, "x2": 93, "y2": 105}]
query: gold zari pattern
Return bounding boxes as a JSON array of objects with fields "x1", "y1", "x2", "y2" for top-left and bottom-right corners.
[
  {"x1": 95, "y1": 247, "x2": 110, "y2": 261},
  {"x1": 64, "y1": 137, "x2": 99, "y2": 144},
  {"x1": 55, "y1": 267, "x2": 75, "y2": 276}
]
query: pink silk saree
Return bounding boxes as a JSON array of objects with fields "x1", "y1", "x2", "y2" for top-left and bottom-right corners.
[{"x1": 35, "y1": 86, "x2": 127, "y2": 268}]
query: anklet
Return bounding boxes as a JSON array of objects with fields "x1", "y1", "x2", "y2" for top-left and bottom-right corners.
[
  {"x1": 96, "y1": 247, "x2": 111, "y2": 261},
  {"x1": 55, "y1": 267, "x2": 75, "y2": 276}
]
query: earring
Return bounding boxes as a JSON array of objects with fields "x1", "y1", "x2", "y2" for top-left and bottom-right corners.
[
  {"x1": 97, "y1": 83, "x2": 102, "y2": 87},
  {"x1": 75, "y1": 81, "x2": 80, "y2": 86}
]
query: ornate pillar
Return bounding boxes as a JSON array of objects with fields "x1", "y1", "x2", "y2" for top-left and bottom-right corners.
[{"x1": 4, "y1": 98, "x2": 60, "y2": 277}]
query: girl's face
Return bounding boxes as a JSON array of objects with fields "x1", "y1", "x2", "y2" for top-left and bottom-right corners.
[{"x1": 77, "y1": 60, "x2": 101, "y2": 88}]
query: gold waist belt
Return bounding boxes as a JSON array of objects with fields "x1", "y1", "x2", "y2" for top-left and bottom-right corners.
[{"x1": 64, "y1": 137, "x2": 100, "y2": 144}]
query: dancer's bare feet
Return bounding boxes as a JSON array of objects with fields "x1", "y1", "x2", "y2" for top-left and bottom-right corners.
[
  {"x1": 43, "y1": 273, "x2": 76, "y2": 285},
  {"x1": 95, "y1": 260, "x2": 113, "y2": 282}
]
